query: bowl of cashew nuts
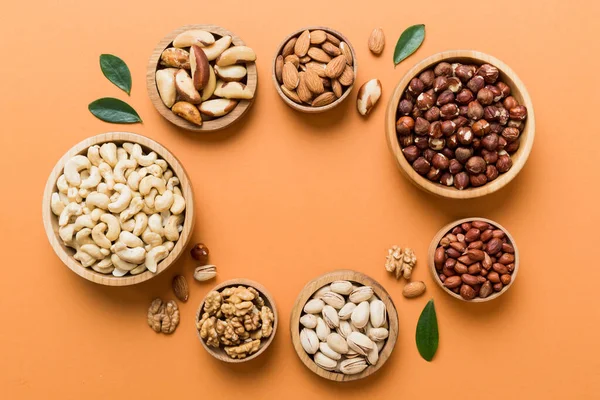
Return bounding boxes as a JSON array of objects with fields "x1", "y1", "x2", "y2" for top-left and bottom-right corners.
[{"x1": 42, "y1": 132, "x2": 195, "y2": 286}]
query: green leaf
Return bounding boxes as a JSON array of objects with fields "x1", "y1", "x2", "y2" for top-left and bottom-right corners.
[
  {"x1": 393, "y1": 24, "x2": 426, "y2": 66},
  {"x1": 99, "y1": 54, "x2": 132, "y2": 95},
  {"x1": 88, "y1": 98, "x2": 142, "y2": 124},
  {"x1": 416, "y1": 299, "x2": 439, "y2": 361}
]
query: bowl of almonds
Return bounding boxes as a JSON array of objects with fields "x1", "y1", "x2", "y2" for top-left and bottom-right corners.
[
  {"x1": 428, "y1": 217, "x2": 519, "y2": 302},
  {"x1": 290, "y1": 270, "x2": 398, "y2": 381},
  {"x1": 147, "y1": 24, "x2": 258, "y2": 131},
  {"x1": 273, "y1": 26, "x2": 357, "y2": 112}
]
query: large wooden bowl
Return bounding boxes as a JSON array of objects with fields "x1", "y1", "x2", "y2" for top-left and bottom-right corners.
[
  {"x1": 385, "y1": 50, "x2": 535, "y2": 199},
  {"x1": 428, "y1": 217, "x2": 519, "y2": 302},
  {"x1": 290, "y1": 270, "x2": 398, "y2": 382},
  {"x1": 147, "y1": 24, "x2": 258, "y2": 132},
  {"x1": 195, "y1": 279, "x2": 278, "y2": 363},
  {"x1": 42, "y1": 132, "x2": 195, "y2": 286},
  {"x1": 272, "y1": 26, "x2": 357, "y2": 113}
]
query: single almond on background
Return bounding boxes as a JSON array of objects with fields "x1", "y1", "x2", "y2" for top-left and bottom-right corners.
[
  {"x1": 282, "y1": 37, "x2": 297, "y2": 57},
  {"x1": 331, "y1": 79, "x2": 343, "y2": 98},
  {"x1": 326, "y1": 32, "x2": 341, "y2": 46},
  {"x1": 284, "y1": 54, "x2": 300, "y2": 68},
  {"x1": 304, "y1": 69, "x2": 324, "y2": 94},
  {"x1": 275, "y1": 55, "x2": 284, "y2": 84},
  {"x1": 325, "y1": 55, "x2": 347, "y2": 79},
  {"x1": 402, "y1": 281, "x2": 426, "y2": 298},
  {"x1": 368, "y1": 28, "x2": 385, "y2": 55},
  {"x1": 310, "y1": 29, "x2": 327, "y2": 44},
  {"x1": 172, "y1": 101, "x2": 202, "y2": 126},
  {"x1": 173, "y1": 29, "x2": 215, "y2": 48},
  {"x1": 155, "y1": 68, "x2": 177, "y2": 108},
  {"x1": 281, "y1": 84, "x2": 301, "y2": 103},
  {"x1": 294, "y1": 30, "x2": 311, "y2": 57},
  {"x1": 175, "y1": 69, "x2": 201, "y2": 104},
  {"x1": 190, "y1": 45, "x2": 210, "y2": 90},
  {"x1": 282, "y1": 62, "x2": 299, "y2": 90},
  {"x1": 308, "y1": 47, "x2": 332, "y2": 63},
  {"x1": 296, "y1": 72, "x2": 313, "y2": 104},
  {"x1": 356, "y1": 78, "x2": 382, "y2": 116},
  {"x1": 201, "y1": 35, "x2": 232, "y2": 61},
  {"x1": 338, "y1": 65, "x2": 355, "y2": 86},
  {"x1": 172, "y1": 275, "x2": 189, "y2": 302},
  {"x1": 322, "y1": 41, "x2": 341, "y2": 57},
  {"x1": 312, "y1": 92, "x2": 336, "y2": 107},
  {"x1": 339, "y1": 42, "x2": 353, "y2": 66}
]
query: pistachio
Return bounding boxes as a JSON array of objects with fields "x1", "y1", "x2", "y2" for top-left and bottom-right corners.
[
  {"x1": 339, "y1": 358, "x2": 368, "y2": 375},
  {"x1": 350, "y1": 301, "x2": 370, "y2": 329},
  {"x1": 319, "y1": 342, "x2": 341, "y2": 361},
  {"x1": 300, "y1": 328, "x2": 319, "y2": 354},
  {"x1": 346, "y1": 331, "x2": 374, "y2": 356},
  {"x1": 349, "y1": 286, "x2": 374, "y2": 303},
  {"x1": 338, "y1": 302, "x2": 357, "y2": 320},
  {"x1": 321, "y1": 292, "x2": 345, "y2": 309},
  {"x1": 316, "y1": 317, "x2": 331, "y2": 341},
  {"x1": 367, "y1": 345, "x2": 379, "y2": 365},
  {"x1": 336, "y1": 320, "x2": 353, "y2": 339},
  {"x1": 312, "y1": 285, "x2": 331, "y2": 299},
  {"x1": 193, "y1": 265, "x2": 216, "y2": 282},
  {"x1": 326, "y1": 332, "x2": 349, "y2": 354},
  {"x1": 314, "y1": 352, "x2": 337, "y2": 371},
  {"x1": 369, "y1": 299, "x2": 387, "y2": 328},
  {"x1": 300, "y1": 314, "x2": 318, "y2": 329},
  {"x1": 330, "y1": 280, "x2": 353, "y2": 295},
  {"x1": 322, "y1": 305, "x2": 340, "y2": 328},
  {"x1": 367, "y1": 327, "x2": 389, "y2": 342},
  {"x1": 303, "y1": 299, "x2": 325, "y2": 314}
]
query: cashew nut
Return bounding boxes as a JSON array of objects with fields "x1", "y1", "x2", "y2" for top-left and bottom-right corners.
[
  {"x1": 59, "y1": 224, "x2": 76, "y2": 243},
  {"x1": 85, "y1": 192, "x2": 110, "y2": 210},
  {"x1": 164, "y1": 241, "x2": 175, "y2": 251},
  {"x1": 112, "y1": 267, "x2": 128, "y2": 277},
  {"x1": 127, "y1": 170, "x2": 142, "y2": 191},
  {"x1": 148, "y1": 214, "x2": 164, "y2": 236},
  {"x1": 59, "y1": 202, "x2": 82, "y2": 226},
  {"x1": 92, "y1": 223, "x2": 112, "y2": 249},
  {"x1": 161, "y1": 209, "x2": 171, "y2": 226},
  {"x1": 51, "y1": 192, "x2": 65, "y2": 216},
  {"x1": 80, "y1": 243, "x2": 109, "y2": 260},
  {"x1": 67, "y1": 187, "x2": 82, "y2": 203},
  {"x1": 139, "y1": 176, "x2": 166, "y2": 196},
  {"x1": 98, "y1": 163, "x2": 115, "y2": 191},
  {"x1": 129, "y1": 264, "x2": 147, "y2": 275},
  {"x1": 100, "y1": 214, "x2": 120, "y2": 241},
  {"x1": 111, "y1": 253, "x2": 137, "y2": 271},
  {"x1": 114, "y1": 159, "x2": 137, "y2": 183},
  {"x1": 142, "y1": 228, "x2": 163, "y2": 247},
  {"x1": 112, "y1": 242, "x2": 146, "y2": 264},
  {"x1": 155, "y1": 159, "x2": 168, "y2": 172},
  {"x1": 92, "y1": 256, "x2": 114, "y2": 274},
  {"x1": 75, "y1": 228, "x2": 95, "y2": 246},
  {"x1": 73, "y1": 215, "x2": 95, "y2": 231},
  {"x1": 144, "y1": 188, "x2": 158, "y2": 209},
  {"x1": 108, "y1": 183, "x2": 132, "y2": 213},
  {"x1": 117, "y1": 147, "x2": 128, "y2": 162},
  {"x1": 170, "y1": 193, "x2": 186, "y2": 215},
  {"x1": 155, "y1": 190, "x2": 174, "y2": 212},
  {"x1": 74, "y1": 250, "x2": 96, "y2": 267},
  {"x1": 146, "y1": 164, "x2": 163, "y2": 178},
  {"x1": 133, "y1": 212, "x2": 148, "y2": 236},
  {"x1": 164, "y1": 214, "x2": 184, "y2": 241},
  {"x1": 59, "y1": 192, "x2": 70, "y2": 206},
  {"x1": 57, "y1": 175, "x2": 69, "y2": 193},
  {"x1": 99, "y1": 143, "x2": 118, "y2": 167},
  {"x1": 130, "y1": 144, "x2": 157, "y2": 167},
  {"x1": 119, "y1": 196, "x2": 144, "y2": 222},
  {"x1": 90, "y1": 208, "x2": 105, "y2": 222},
  {"x1": 64, "y1": 155, "x2": 91, "y2": 187},
  {"x1": 80, "y1": 166, "x2": 102, "y2": 190},
  {"x1": 121, "y1": 218, "x2": 135, "y2": 232},
  {"x1": 87, "y1": 145, "x2": 102, "y2": 166},
  {"x1": 119, "y1": 231, "x2": 144, "y2": 248},
  {"x1": 166, "y1": 177, "x2": 180, "y2": 191},
  {"x1": 78, "y1": 188, "x2": 90, "y2": 199},
  {"x1": 145, "y1": 245, "x2": 169, "y2": 273},
  {"x1": 163, "y1": 169, "x2": 173, "y2": 181}
]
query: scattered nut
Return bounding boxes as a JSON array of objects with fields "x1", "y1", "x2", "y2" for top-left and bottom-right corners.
[
  {"x1": 194, "y1": 265, "x2": 217, "y2": 282},
  {"x1": 172, "y1": 275, "x2": 189, "y2": 302},
  {"x1": 148, "y1": 298, "x2": 180, "y2": 334},
  {"x1": 356, "y1": 79, "x2": 382, "y2": 116},
  {"x1": 402, "y1": 281, "x2": 426, "y2": 298},
  {"x1": 368, "y1": 28, "x2": 385, "y2": 55},
  {"x1": 385, "y1": 246, "x2": 417, "y2": 280}
]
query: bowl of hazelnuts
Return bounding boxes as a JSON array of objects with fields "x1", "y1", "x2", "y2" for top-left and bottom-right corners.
[{"x1": 385, "y1": 50, "x2": 535, "y2": 199}]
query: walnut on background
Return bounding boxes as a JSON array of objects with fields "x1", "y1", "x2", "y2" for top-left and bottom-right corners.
[
  {"x1": 385, "y1": 246, "x2": 417, "y2": 280},
  {"x1": 147, "y1": 298, "x2": 180, "y2": 334}
]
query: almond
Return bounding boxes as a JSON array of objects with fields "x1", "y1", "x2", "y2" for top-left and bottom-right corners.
[
  {"x1": 190, "y1": 45, "x2": 210, "y2": 90},
  {"x1": 282, "y1": 37, "x2": 297, "y2": 57},
  {"x1": 312, "y1": 92, "x2": 336, "y2": 107},
  {"x1": 281, "y1": 85, "x2": 301, "y2": 103},
  {"x1": 275, "y1": 55, "x2": 284, "y2": 84},
  {"x1": 322, "y1": 42, "x2": 341, "y2": 57},
  {"x1": 172, "y1": 275, "x2": 189, "y2": 302},
  {"x1": 331, "y1": 79, "x2": 343, "y2": 98},
  {"x1": 172, "y1": 102, "x2": 202, "y2": 126},
  {"x1": 299, "y1": 55, "x2": 311, "y2": 64},
  {"x1": 296, "y1": 72, "x2": 313, "y2": 104},
  {"x1": 306, "y1": 62, "x2": 327, "y2": 78},
  {"x1": 339, "y1": 42, "x2": 353, "y2": 66},
  {"x1": 326, "y1": 33, "x2": 341, "y2": 46},
  {"x1": 325, "y1": 55, "x2": 347, "y2": 79},
  {"x1": 338, "y1": 65, "x2": 355, "y2": 86},
  {"x1": 304, "y1": 69, "x2": 324, "y2": 94},
  {"x1": 294, "y1": 30, "x2": 311, "y2": 57},
  {"x1": 308, "y1": 47, "x2": 332, "y2": 63},
  {"x1": 282, "y1": 62, "x2": 299, "y2": 90},
  {"x1": 310, "y1": 29, "x2": 327, "y2": 44},
  {"x1": 402, "y1": 281, "x2": 426, "y2": 298},
  {"x1": 356, "y1": 78, "x2": 382, "y2": 116},
  {"x1": 368, "y1": 28, "x2": 385, "y2": 55},
  {"x1": 284, "y1": 54, "x2": 300, "y2": 68},
  {"x1": 321, "y1": 77, "x2": 331, "y2": 88},
  {"x1": 175, "y1": 69, "x2": 201, "y2": 104}
]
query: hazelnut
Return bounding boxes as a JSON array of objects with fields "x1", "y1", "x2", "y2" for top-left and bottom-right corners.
[
  {"x1": 489, "y1": 122, "x2": 503, "y2": 135},
  {"x1": 441, "y1": 147, "x2": 455, "y2": 159},
  {"x1": 447, "y1": 77, "x2": 462, "y2": 93},
  {"x1": 476, "y1": 64, "x2": 499, "y2": 84},
  {"x1": 470, "y1": 173, "x2": 488, "y2": 187},
  {"x1": 465, "y1": 156, "x2": 486, "y2": 174},
  {"x1": 477, "y1": 87, "x2": 494, "y2": 105},
  {"x1": 190, "y1": 243, "x2": 210, "y2": 263},
  {"x1": 497, "y1": 136, "x2": 507, "y2": 151},
  {"x1": 429, "y1": 137, "x2": 445, "y2": 151},
  {"x1": 455, "y1": 64, "x2": 476, "y2": 82},
  {"x1": 484, "y1": 106, "x2": 500, "y2": 120},
  {"x1": 416, "y1": 91, "x2": 435, "y2": 110},
  {"x1": 457, "y1": 127, "x2": 474, "y2": 145},
  {"x1": 427, "y1": 167, "x2": 442, "y2": 181},
  {"x1": 503, "y1": 96, "x2": 518, "y2": 111},
  {"x1": 505, "y1": 139, "x2": 520, "y2": 153},
  {"x1": 440, "y1": 172, "x2": 454, "y2": 186},
  {"x1": 467, "y1": 101, "x2": 484, "y2": 120},
  {"x1": 486, "y1": 85, "x2": 503, "y2": 102},
  {"x1": 496, "y1": 154, "x2": 513, "y2": 173},
  {"x1": 419, "y1": 70, "x2": 436, "y2": 88},
  {"x1": 433, "y1": 75, "x2": 449, "y2": 92},
  {"x1": 434, "y1": 62, "x2": 452, "y2": 76},
  {"x1": 446, "y1": 134, "x2": 459, "y2": 149},
  {"x1": 496, "y1": 81, "x2": 511, "y2": 97},
  {"x1": 502, "y1": 127, "x2": 520, "y2": 142},
  {"x1": 481, "y1": 149, "x2": 499, "y2": 164},
  {"x1": 454, "y1": 171, "x2": 470, "y2": 190},
  {"x1": 414, "y1": 135, "x2": 429, "y2": 150},
  {"x1": 402, "y1": 145, "x2": 420, "y2": 162},
  {"x1": 455, "y1": 147, "x2": 473, "y2": 163},
  {"x1": 436, "y1": 90, "x2": 455, "y2": 106},
  {"x1": 481, "y1": 133, "x2": 499, "y2": 151},
  {"x1": 452, "y1": 116, "x2": 469, "y2": 128},
  {"x1": 459, "y1": 105, "x2": 469, "y2": 116},
  {"x1": 396, "y1": 116, "x2": 415, "y2": 135},
  {"x1": 423, "y1": 148, "x2": 436, "y2": 162},
  {"x1": 414, "y1": 117, "x2": 430, "y2": 135},
  {"x1": 408, "y1": 77, "x2": 425, "y2": 96},
  {"x1": 441, "y1": 120, "x2": 456, "y2": 136},
  {"x1": 472, "y1": 138, "x2": 481, "y2": 151},
  {"x1": 456, "y1": 88, "x2": 474, "y2": 104},
  {"x1": 424, "y1": 106, "x2": 440, "y2": 121},
  {"x1": 509, "y1": 105, "x2": 528, "y2": 120},
  {"x1": 486, "y1": 164, "x2": 499, "y2": 181},
  {"x1": 398, "y1": 134, "x2": 414, "y2": 147},
  {"x1": 412, "y1": 157, "x2": 431, "y2": 175},
  {"x1": 398, "y1": 99, "x2": 413, "y2": 115},
  {"x1": 466, "y1": 75, "x2": 485, "y2": 93},
  {"x1": 411, "y1": 105, "x2": 423, "y2": 119},
  {"x1": 497, "y1": 106, "x2": 510, "y2": 125},
  {"x1": 428, "y1": 121, "x2": 443, "y2": 138},
  {"x1": 508, "y1": 119, "x2": 524, "y2": 131},
  {"x1": 440, "y1": 103, "x2": 459, "y2": 120},
  {"x1": 432, "y1": 153, "x2": 450, "y2": 170},
  {"x1": 448, "y1": 158, "x2": 463, "y2": 174},
  {"x1": 472, "y1": 119, "x2": 491, "y2": 136}
]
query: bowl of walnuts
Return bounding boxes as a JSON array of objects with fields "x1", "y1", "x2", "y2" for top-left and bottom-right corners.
[{"x1": 385, "y1": 50, "x2": 535, "y2": 199}]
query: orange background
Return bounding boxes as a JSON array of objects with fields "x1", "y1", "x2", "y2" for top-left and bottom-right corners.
[{"x1": 2, "y1": 0, "x2": 599, "y2": 398}]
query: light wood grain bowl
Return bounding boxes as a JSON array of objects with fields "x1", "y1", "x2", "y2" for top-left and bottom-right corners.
[
  {"x1": 147, "y1": 24, "x2": 258, "y2": 132},
  {"x1": 195, "y1": 279, "x2": 278, "y2": 363},
  {"x1": 428, "y1": 217, "x2": 519, "y2": 302},
  {"x1": 272, "y1": 26, "x2": 357, "y2": 113},
  {"x1": 385, "y1": 50, "x2": 535, "y2": 199},
  {"x1": 290, "y1": 270, "x2": 398, "y2": 382},
  {"x1": 42, "y1": 132, "x2": 195, "y2": 286}
]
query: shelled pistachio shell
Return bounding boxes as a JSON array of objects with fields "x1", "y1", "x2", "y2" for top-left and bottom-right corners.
[
  {"x1": 338, "y1": 302, "x2": 357, "y2": 320},
  {"x1": 322, "y1": 305, "x2": 340, "y2": 328},
  {"x1": 347, "y1": 331, "x2": 374, "y2": 356},
  {"x1": 304, "y1": 299, "x2": 325, "y2": 314},
  {"x1": 337, "y1": 320, "x2": 353, "y2": 339},
  {"x1": 376, "y1": 340, "x2": 385, "y2": 352},
  {"x1": 326, "y1": 332, "x2": 349, "y2": 354},
  {"x1": 330, "y1": 280, "x2": 353, "y2": 295},
  {"x1": 339, "y1": 358, "x2": 368, "y2": 375},
  {"x1": 300, "y1": 328, "x2": 319, "y2": 355},
  {"x1": 314, "y1": 352, "x2": 337, "y2": 371},
  {"x1": 369, "y1": 299, "x2": 387, "y2": 328},
  {"x1": 316, "y1": 317, "x2": 331, "y2": 341},
  {"x1": 349, "y1": 286, "x2": 374, "y2": 303},
  {"x1": 321, "y1": 292, "x2": 345, "y2": 309},
  {"x1": 312, "y1": 285, "x2": 331, "y2": 299},
  {"x1": 367, "y1": 346, "x2": 379, "y2": 365},
  {"x1": 300, "y1": 314, "x2": 318, "y2": 329},
  {"x1": 351, "y1": 301, "x2": 370, "y2": 329},
  {"x1": 319, "y1": 342, "x2": 341, "y2": 361},
  {"x1": 367, "y1": 327, "x2": 389, "y2": 342}
]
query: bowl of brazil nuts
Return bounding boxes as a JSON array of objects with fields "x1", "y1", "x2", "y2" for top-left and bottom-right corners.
[
  {"x1": 147, "y1": 24, "x2": 258, "y2": 131},
  {"x1": 195, "y1": 279, "x2": 278, "y2": 363},
  {"x1": 42, "y1": 132, "x2": 194, "y2": 286},
  {"x1": 385, "y1": 50, "x2": 535, "y2": 199},
  {"x1": 428, "y1": 217, "x2": 519, "y2": 302},
  {"x1": 272, "y1": 27, "x2": 357, "y2": 113},
  {"x1": 290, "y1": 270, "x2": 398, "y2": 381}
]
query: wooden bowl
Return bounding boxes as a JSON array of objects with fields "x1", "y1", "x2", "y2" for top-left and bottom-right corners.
[
  {"x1": 195, "y1": 279, "x2": 278, "y2": 363},
  {"x1": 147, "y1": 24, "x2": 258, "y2": 132},
  {"x1": 428, "y1": 217, "x2": 519, "y2": 302},
  {"x1": 290, "y1": 270, "x2": 399, "y2": 381},
  {"x1": 42, "y1": 132, "x2": 195, "y2": 286},
  {"x1": 385, "y1": 50, "x2": 535, "y2": 199},
  {"x1": 272, "y1": 26, "x2": 357, "y2": 113}
]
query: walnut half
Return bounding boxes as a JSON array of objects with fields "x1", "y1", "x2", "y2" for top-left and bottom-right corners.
[{"x1": 147, "y1": 298, "x2": 180, "y2": 334}]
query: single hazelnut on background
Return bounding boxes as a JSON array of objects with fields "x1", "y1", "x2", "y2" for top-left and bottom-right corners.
[
  {"x1": 432, "y1": 153, "x2": 450, "y2": 170},
  {"x1": 440, "y1": 172, "x2": 454, "y2": 186},
  {"x1": 454, "y1": 171, "x2": 470, "y2": 190},
  {"x1": 477, "y1": 87, "x2": 494, "y2": 105},
  {"x1": 467, "y1": 75, "x2": 485, "y2": 93},
  {"x1": 449, "y1": 158, "x2": 463, "y2": 174},
  {"x1": 503, "y1": 96, "x2": 518, "y2": 111},
  {"x1": 396, "y1": 116, "x2": 415, "y2": 135},
  {"x1": 486, "y1": 164, "x2": 499, "y2": 181},
  {"x1": 428, "y1": 121, "x2": 443, "y2": 138},
  {"x1": 398, "y1": 134, "x2": 414, "y2": 147},
  {"x1": 402, "y1": 145, "x2": 420, "y2": 162},
  {"x1": 457, "y1": 126, "x2": 474, "y2": 145},
  {"x1": 446, "y1": 134, "x2": 459, "y2": 150},
  {"x1": 423, "y1": 148, "x2": 436, "y2": 162},
  {"x1": 472, "y1": 119, "x2": 491, "y2": 136},
  {"x1": 447, "y1": 77, "x2": 462, "y2": 93},
  {"x1": 455, "y1": 147, "x2": 474, "y2": 164},
  {"x1": 424, "y1": 106, "x2": 441, "y2": 121},
  {"x1": 441, "y1": 120, "x2": 456, "y2": 136},
  {"x1": 436, "y1": 90, "x2": 455, "y2": 106},
  {"x1": 476, "y1": 64, "x2": 499, "y2": 84},
  {"x1": 440, "y1": 103, "x2": 459, "y2": 120},
  {"x1": 465, "y1": 156, "x2": 486, "y2": 174},
  {"x1": 190, "y1": 243, "x2": 210, "y2": 263},
  {"x1": 414, "y1": 117, "x2": 430, "y2": 135},
  {"x1": 429, "y1": 137, "x2": 445, "y2": 151},
  {"x1": 408, "y1": 77, "x2": 425, "y2": 96},
  {"x1": 398, "y1": 99, "x2": 413, "y2": 115},
  {"x1": 456, "y1": 88, "x2": 474, "y2": 104},
  {"x1": 481, "y1": 133, "x2": 499, "y2": 151},
  {"x1": 434, "y1": 62, "x2": 452, "y2": 77},
  {"x1": 470, "y1": 173, "x2": 488, "y2": 187},
  {"x1": 496, "y1": 154, "x2": 513, "y2": 173},
  {"x1": 467, "y1": 101, "x2": 484, "y2": 120},
  {"x1": 414, "y1": 135, "x2": 429, "y2": 150},
  {"x1": 412, "y1": 157, "x2": 431, "y2": 175},
  {"x1": 509, "y1": 105, "x2": 528, "y2": 120},
  {"x1": 419, "y1": 70, "x2": 436, "y2": 88},
  {"x1": 433, "y1": 75, "x2": 449, "y2": 92}
]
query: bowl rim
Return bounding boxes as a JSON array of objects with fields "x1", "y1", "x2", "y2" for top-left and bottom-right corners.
[
  {"x1": 195, "y1": 278, "x2": 278, "y2": 363},
  {"x1": 427, "y1": 217, "x2": 520, "y2": 302},
  {"x1": 146, "y1": 24, "x2": 258, "y2": 132},
  {"x1": 271, "y1": 26, "x2": 358, "y2": 113},
  {"x1": 385, "y1": 50, "x2": 536, "y2": 199},
  {"x1": 42, "y1": 131, "x2": 195, "y2": 286},
  {"x1": 289, "y1": 269, "x2": 399, "y2": 382}
]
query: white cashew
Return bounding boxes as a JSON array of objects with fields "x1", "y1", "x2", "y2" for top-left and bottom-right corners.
[
  {"x1": 74, "y1": 250, "x2": 96, "y2": 267},
  {"x1": 59, "y1": 202, "x2": 82, "y2": 226},
  {"x1": 144, "y1": 188, "x2": 158, "y2": 208},
  {"x1": 64, "y1": 155, "x2": 91, "y2": 187},
  {"x1": 131, "y1": 144, "x2": 157, "y2": 167},
  {"x1": 133, "y1": 213, "x2": 148, "y2": 236},
  {"x1": 155, "y1": 190, "x2": 174, "y2": 212},
  {"x1": 92, "y1": 256, "x2": 114, "y2": 274},
  {"x1": 119, "y1": 231, "x2": 144, "y2": 248},
  {"x1": 108, "y1": 183, "x2": 132, "y2": 213},
  {"x1": 111, "y1": 254, "x2": 137, "y2": 271},
  {"x1": 99, "y1": 143, "x2": 118, "y2": 167},
  {"x1": 96, "y1": 182, "x2": 110, "y2": 196},
  {"x1": 59, "y1": 224, "x2": 76, "y2": 243},
  {"x1": 57, "y1": 174, "x2": 69, "y2": 193},
  {"x1": 163, "y1": 169, "x2": 173, "y2": 181},
  {"x1": 86, "y1": 192, "x2": 110, "y2": 210},
  {"x1": 78, "y1": 188, "x2": 90, "y2": 199},
  {"x1": 130, "y1": 264, "x2": 147, "y2": 275},
  {"x1": 98, "y1": 162, "x2": 115, "y2": 190},
  {"x1": 67, "y1": 187, "x2": 82, "y2": 203},
  {"x1": 146, "y1": 164, "x2": 163, "y2": 178},
  {"x1": 164, "y1": 214, "x2": 184, "y2": 241},
  {"x1": 120, "y1": 197, "x2": 144, "y2": 222},
  {"x1": 127, "y1": 170, "x2": 142, "y2": 191},
  {"x1": 122, "y1": 142, "x2": 134, "y2": 154},
  {"x1": 90, "y1": 208, "x2": 105, "y2": 222},
  {"x1": 121, "y1": 218, "x2": 135, "y2": 232},
  {"x1": 112, "y1": 242, "x2": 146, "y2": 264},
  {"x1": 142, "y1": 204, "x2": 155, "y2": 215},
  {"x1": 114, "y1": 159, "x2": 137, "y2": 183},
  {"x1": 145, "y1": 245, "x2": 169, "y2": 273},
  {"x1": 142, "y1": 228, "x2": 162, "y2": 247},
  {"x1": 80, "y1": 243, "x2": 109, "y2": 260},
  {"x1": 112, "y1": 267, "x2": 128, "y2": 277},
  {"x1": 166, "y1": 177, "x2": 180, "y2": 191},
  {"x1": 100, "y1": 214, "x2": 120, "y2": 241},
  {"x1": 75, "y1": 228, "x2": 95, "y2": 246},
  {"x1": 139, "y1": 176, "x2": 166, "y2": 195},
  {"x1": 79, "y1": 166, "x2": 102, "y2": 190},
  {"x1": 92, "y1": 223, "x2": 112, "y2": 249},
  {"x1": 117, "y1": 147, "x2": 128, "y2": 161},
  {"x1": 155, "y1": 159, "x2": 168, "y2": 172},
  {"x1": 161, "y1": 209, "x2": 171, "y2": 226},
  {"x1": 148, "y1": 214, "x2": 164, "y2": 236},
  {"x1": 51, "y1": 192, "x2": 65, "y2": 216},
  {"x1": 87, "y1": 145, "x2": 102, "y2": 166},
  {"x1": 170, "y1": 193, "x2": 186, "y2": 215},
  {"x1": 164, "y1": 241, "x2": 175, "y2": 251},
  {"x1": 73, "y1": 215, "x2": 95, "y2": 231},
  {"x1": 59, "y1": 192, "x2": 70, "y2": 206}
]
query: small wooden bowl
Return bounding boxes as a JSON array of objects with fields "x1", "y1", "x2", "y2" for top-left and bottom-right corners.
[
  {"x1": 272, "y1": 26, "x2": 357, "y2": 113},
  {"x1": 428, "y1": 217, "x2": 519, "y2": 302},
  {"x1": 290, "y1": 270, "x2": 399, "y2": 382},
  {"x1": 147, "y1": 24, "x2": 258, "y2": 132},
  {"x1": 385, "y1": 50, "x2": 535, "y2": 199},
  {"x1": 42, "y1": 132, "x2": 195, "y2": 286},
  {"x1": 195, "y1": 279, "x2": 278, "y2": 363}
]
